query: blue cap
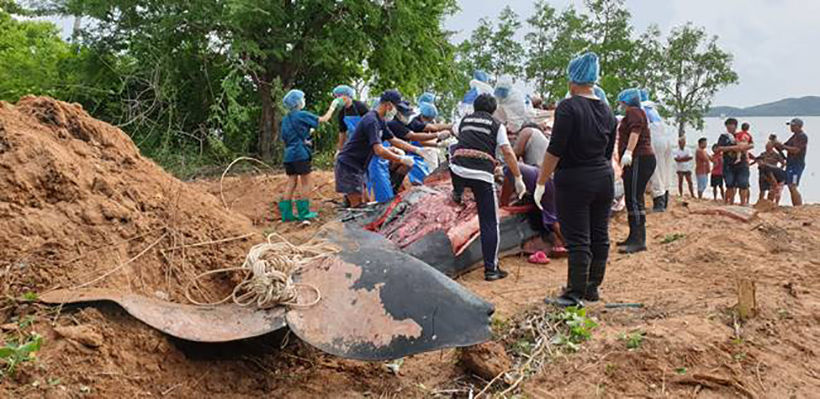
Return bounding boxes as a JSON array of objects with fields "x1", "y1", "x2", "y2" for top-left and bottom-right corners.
[
  {"x1": 618, "y1": 88, "x2": 642, "y2": 107},
  {"x1": 283, "y1": 89, "x2": 304, "y2": 111},
  {"x1": 380, "y1": 90, "x2": 402, "y2": 106},
  {"x1": 639, "y1": 89, "x2": 650, "y2": 102},
  {"x1": 332, "y1": 85, "x2": 355, "y2": 98},
  {"x1": 417, "y1": 92, "x2": 436, "y2": 105},
  {"x1": 567, "y1": 52, "x2": 599, "y2": 84},
  {"x1": 419, "y1": 103, "x2": 438, "y2": 119},
  {"x1": 474, "y1": 70, "x2": 490, "y2": 83}
]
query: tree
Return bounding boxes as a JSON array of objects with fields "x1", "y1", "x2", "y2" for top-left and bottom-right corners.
[
  {"x1": 658, "y1": 23, "x2": 738, "y2": 136},
  {"x1": 525, "y1": 2, "x2": 589, "y2": 101},
  {"x1": 455, "y1": 18, "x2": 495, "y2": 80},
  {"x1": 490, "y1": 6, "x2": 524, "y2": 78},
  {"x1": 584, "y1": 0, "x2": 639, "y2": 101},
  {"x1": 0, "y1": 8, "x2": 73, "y2": 101}
]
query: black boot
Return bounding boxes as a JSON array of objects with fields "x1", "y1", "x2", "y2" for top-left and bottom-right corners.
[
  {"x1": 619, "y1": 215, "x2": 647, "y2": 254},
  {"x1": 545, "y1": 253, "x2": 588, "y2": 307},
  {"x1": 664, "y1": 191, "x2": 670, "y2": 210},
  {"x1": 617, "y1": 214, "x2": 636, "y2": 247},
  {"x1": 585, "y1": 257, "x2": 607, "y2": 302},
  {"x1": 652, "y1": 196, "x2": 665, "y2": 213}
]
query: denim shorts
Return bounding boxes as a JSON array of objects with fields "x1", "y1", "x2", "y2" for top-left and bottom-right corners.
[
  {"x1": 723, "y1": 164, "x2": 750, "y2": 189},
  {"x1": 786, "y1": 162, "x2": 805, "y2": 186}
]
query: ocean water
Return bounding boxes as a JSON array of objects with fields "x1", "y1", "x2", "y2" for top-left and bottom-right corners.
[{"x1": 676, "y1": 116, "x2": 818, "y2": 205}]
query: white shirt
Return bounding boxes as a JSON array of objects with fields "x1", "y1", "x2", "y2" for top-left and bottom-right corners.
[
  {"x1": 673, "y1": 147, "x2": 694, "y2": 172},
  {"x1": 450, "y1": 119, "x2": 510, "y2": 184}
]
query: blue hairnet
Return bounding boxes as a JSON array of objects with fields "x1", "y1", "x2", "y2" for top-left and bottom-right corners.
[
  {"x1": 494, "y1": 88, "x2": 510, "y2": 99},
  {"x1": 417, "y1": 92, "x2": 436, "y2": 105},
  {"x1": 420, "y1": 103, "x2": 438, "y2": 119},
  {"x1": 283, "y1": 89, "x2": 305, "y2": 111},
  {"x1": 567, "y1": 52, "x2": 599, "y2": 84},
  {"x1": 495, "y1": 75, "x2": 513, "y2": 99},
  {"x1": 618, "y1": 88, "x2": 642, "y2": 107},
  {"x1": 332, "y1": 85, "x2": 355, "y2": 98},
  {"x1": 593, "y1": 86, "x2": 610, "y2": 108},
  {"x1": 474, "y1": 70, "x2": 489, "y2": 83},
  {"x1": 639, "y1": 89, "x2": 650, "y2": 102}
]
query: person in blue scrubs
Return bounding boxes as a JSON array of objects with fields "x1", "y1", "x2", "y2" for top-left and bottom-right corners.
[{"x1": 280, "y1": 89, "x2": 341, "y2": 222}]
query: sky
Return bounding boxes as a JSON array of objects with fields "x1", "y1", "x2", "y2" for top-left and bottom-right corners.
[{"x1": 446, "y1": 0, "x2": 820, "y2": 107}]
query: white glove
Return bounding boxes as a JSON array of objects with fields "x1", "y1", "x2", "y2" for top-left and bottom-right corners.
[
  {"x1": 620, "y1": 150, "x2": 633, "y2": 168},
  {"x1": 437, "y1": 140, "x2": 451, "y2": 149},
  {"x1": 514, "y1": 175, "x2": 527, "y2": 200},
  {"x1": 534, "y1": 184, "x2": 545, "y2": 210},
  {"x1": 437, "y1": 131, "x2": 451, "y2": 141},
  {"x1": 399, "y1": 155, "x2": 415, "y2": 167},
  {"x1": 331, "y1": 97, "x2": 345, "y2": 109}
]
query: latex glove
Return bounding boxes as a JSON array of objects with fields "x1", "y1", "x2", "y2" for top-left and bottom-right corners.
[
  {"x1": 620, "y1": 150, "x2": 633, "y2": 168},
  {"x1": 437, "y1": 140, "x2": 451, "y2": 149},
  {"x1": 332, "y1": 97, "x2": 345, "y2": 109},
  {"x1": 534, "y1": 184, "x2": 545, "y2": 210},
  {"x1": 399, "y1": 155, "x2": 415, "y2": 168},
  {"x1": 437, "y1": 131, "x2": 451, "y2": 141},
  {"x1": 514, "y1": 175, "x2": 527, "y2": 200}
]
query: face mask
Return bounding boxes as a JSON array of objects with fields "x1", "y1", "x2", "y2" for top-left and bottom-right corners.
[
  {"x1": 385, "y1": 107, "x2": 397, "y2": 121},
  {"x1": 298, "y1": 98, "x2": 306, "y2": 110},
  {"x1": 495, "y1": 88, "x2": 510, "y2": 99}
]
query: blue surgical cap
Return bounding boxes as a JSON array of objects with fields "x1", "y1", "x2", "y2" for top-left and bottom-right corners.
[
  {"x1": 332, "y1": 85, "x2": 355, "y2": 98},
  {"x1": 474, "y1": 70, "x2": 489, "y2": 83},
  {"x1": 417, "y1": 92, "x2": 436, "y2": 105},
  {"x1": 567, "y1": 52, "x2": 599, "y2": 85},
  {"x1": 618, "y1": 88, "x2": 642, "y2": 108},
  {"x1": 420, "y1": 103, "x2": 438, "y2": 119},
  {"x1": 594, "y1": 86, "x2": 610, "y2": 108},
  {"x1": 639, "y1": 89, "x2": 649, "y2": 102},
  {"x1": 283, "y1": 89, "x2": 304, "y2": 111}
]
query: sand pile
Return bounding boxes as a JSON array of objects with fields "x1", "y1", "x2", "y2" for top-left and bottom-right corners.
[{"x1": 0, "y1": 96, "x2": 256, "y2": 303}]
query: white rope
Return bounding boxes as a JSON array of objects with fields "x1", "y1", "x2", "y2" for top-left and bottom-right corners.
[{"x1": 186, "y1": 233, "x2": 338, "y2": 309}]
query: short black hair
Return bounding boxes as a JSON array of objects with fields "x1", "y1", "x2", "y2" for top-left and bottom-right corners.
[
  {"x1": 741, "y1": 122, "x2": 750, "y2": 130},
  {"x1": 698, "y1": 137, "x2": 707, "y2": 144},
  {"x1": 474, "y1": 93, "x2": 497, "y2": 114},
  {"x1": 725, "y1": 118, "x2": 738, "y2": 126}
]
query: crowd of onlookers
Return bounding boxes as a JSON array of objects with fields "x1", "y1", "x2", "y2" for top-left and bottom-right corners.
[{"x1": 674, "y1": 118, "x2": 808, "y2": 206}]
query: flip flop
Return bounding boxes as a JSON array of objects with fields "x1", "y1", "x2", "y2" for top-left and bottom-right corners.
[
  {"x1": 550, "y1": 246, "x2": 569, "y2": 258},
  {"x1": 528, "y1": 251, "x2": 551, "y2": 265}
]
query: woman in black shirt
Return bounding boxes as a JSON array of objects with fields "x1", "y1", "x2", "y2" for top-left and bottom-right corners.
[{"x1": 534, "y1": 52, "x2": 618, "y2": 307}]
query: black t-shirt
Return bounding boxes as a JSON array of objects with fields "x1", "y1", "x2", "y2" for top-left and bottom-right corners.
[
  {"x1": 547, "y1": 96, "x2": 617, "y2": 170},
  {"x1": 784, "y1": 131, "x2": 808, "y2": 165},
  {"x1": 337, "y1": 111, "x2": 394, "y2": 172},
  {"x1": 337, "y1": 100, "x2": 370, "y2": 132},
  {"x1": 386, "y1": 120, "x2": 411, "y2": 141},
  {"x1": 716, "y1": 133, "x2": 749, "y2": 167}
]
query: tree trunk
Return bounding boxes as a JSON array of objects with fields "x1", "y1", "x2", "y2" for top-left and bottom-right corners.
[
  {"x1": 678, "y1": 120, "x2": 686, "y2": 138},
  {"x1": 258, "y1": 81, "x2": 274, "y2": 161}
]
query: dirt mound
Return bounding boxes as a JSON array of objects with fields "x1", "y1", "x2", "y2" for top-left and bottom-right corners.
[{"x1": 0, "y1": 96, "x2": 255, "y2": 303}]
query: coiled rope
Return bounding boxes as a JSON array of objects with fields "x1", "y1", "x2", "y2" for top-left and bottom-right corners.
[{"x1": 185, "y1": 232, "x2": 339, "y2": 309}]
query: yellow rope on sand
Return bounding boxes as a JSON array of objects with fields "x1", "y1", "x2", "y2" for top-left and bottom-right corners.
[{"x1": 185, "y1": 232, "x2": 338, "y2": 309}]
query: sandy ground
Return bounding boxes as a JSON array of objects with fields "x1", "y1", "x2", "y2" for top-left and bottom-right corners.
[{"x1": 1, "y1": 97, "x2": 818, "y2": 398}]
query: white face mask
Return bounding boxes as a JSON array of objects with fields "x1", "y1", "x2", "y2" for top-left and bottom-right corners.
[
  {"x1": 385, "y1": 107, "x2": 397, "y2": 121},
  {"x1": 298, "y1": 98, "x2": 306, "y2": 110}
]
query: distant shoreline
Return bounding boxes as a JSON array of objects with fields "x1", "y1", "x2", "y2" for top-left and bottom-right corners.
[{"x1": 706, "y1": 96, "x2": 820, "y2": 117}]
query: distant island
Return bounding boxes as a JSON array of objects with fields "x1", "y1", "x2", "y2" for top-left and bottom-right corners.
[{"x1": 707, "y1": 96, "x2": 820, "y2": 117}]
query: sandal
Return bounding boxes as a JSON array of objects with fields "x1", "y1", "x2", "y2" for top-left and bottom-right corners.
[{"x1": 528, "y1": 251, "x2": 551, "y2": 265}]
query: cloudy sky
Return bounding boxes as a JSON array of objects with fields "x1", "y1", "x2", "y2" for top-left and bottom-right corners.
[{"x1": 446, "y1": 0, "x2": 820, "y2": 107}]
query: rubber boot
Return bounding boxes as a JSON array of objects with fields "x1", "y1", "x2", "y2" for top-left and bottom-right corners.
[
  {"x1": 295, "y1": 199, "x2": 318, "y2": 221},
  {"x1": 652, "y1": 196, "x2": 665, "y2": 213},
  {"x1": 278, "y1": 200, "x2": 297, "y2": 222},
  {"x1": 619, "y1": 215, "x2": 647, "y2": 254},
  {"x1": 545, "y1": 253, "x2": 588, "y2": 307},
  {"x1": 664, "y1": 191, "x2": 670, "y2": 211},
  {"x1": 617, "y1": 214, "x2": 636, "y2": 247},
  {"x1": 585, "y1": 257, "x2": 607, "y2": 302}
]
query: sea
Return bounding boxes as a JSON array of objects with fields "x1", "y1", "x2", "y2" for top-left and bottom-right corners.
[{"x1": 681, "y1": 116, "x2": 818, "y2": 205}]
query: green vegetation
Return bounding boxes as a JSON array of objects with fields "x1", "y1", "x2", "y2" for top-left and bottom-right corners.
[
  {"x1": 618, "y1": 330, "x2": 645, "y2": 350},
  {"x1": 1, "y1": 0, "x2": 737, "y2": 174},
  {"x1": 662, "y1": 233, "x2": 686, "y2": 244},
  {"x1": 0, "y1": 333, "x2": 43, "y2": 378}
]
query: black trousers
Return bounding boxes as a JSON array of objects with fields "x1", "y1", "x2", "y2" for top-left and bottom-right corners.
[
  {"x1": 554, "y1": 166, "x2": 614, "y2": 295},
  {"x1": 451, "y1": 171, "x2": 499, "y2": 272},
  {"x1": 623, "y1": 155, "x2": 657, "y2": 218}
]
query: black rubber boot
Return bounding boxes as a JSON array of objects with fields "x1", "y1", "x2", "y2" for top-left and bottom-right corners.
[
  {"x1": 545, "y1": 253, "x2": 588, "y2": 308},
  {"x1": 617, "y1": 214, "x2": 636, "y2": 247},
  {"x1": 619, "y1": 215, "x2": 647, "y2": 254},
  {"x1": 652, "y1": 196, "x2": 665, "y2": 213},
  {"x1": 585, "y1": 259, "x2": 607, "y2": 302},
  {"x1": 664, "y1": 191, "x2": 670, "y2": 211}
]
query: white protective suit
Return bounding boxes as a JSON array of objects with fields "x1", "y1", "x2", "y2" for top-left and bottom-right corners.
[
  {"x1": 493, "y1": 75, "x2": 532, "y2": 132},
  {"x1": 644, "y1": 101, "x2": 676, "y2": 199},
  {"x1": 456, "y1": 79, "x2": 494, "y2": 120}
]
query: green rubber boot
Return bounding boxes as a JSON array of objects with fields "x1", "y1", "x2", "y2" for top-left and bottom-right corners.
[
  {"x1": 278, "y1": 200, "x2": 297, "y2": 222},
  {"x1": 296, "y1": 199, "x2": 318, "y2": 221}
]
